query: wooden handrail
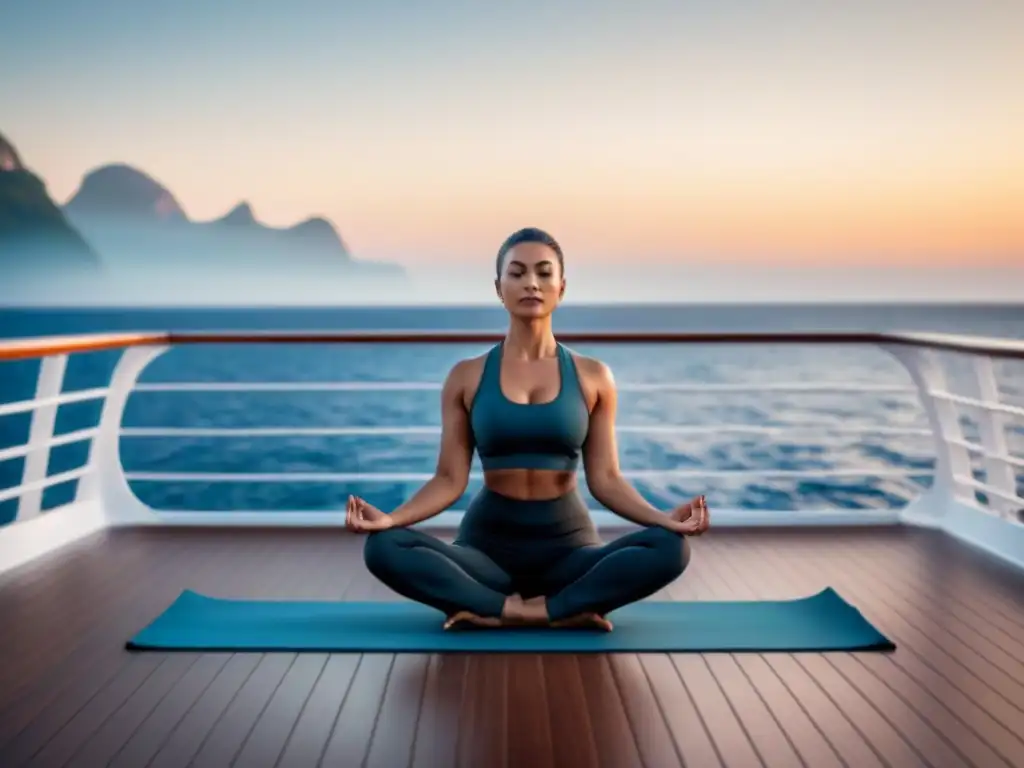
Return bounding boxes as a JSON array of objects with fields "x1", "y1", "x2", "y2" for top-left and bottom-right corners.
[
  {"x1": 1, "y1": 329, "x2": 1023, "y2": 361},
  {"x1": 170, "y1": 330, "x2": 895, "y2": 345},
  {"x1": 0, "y1": 332, "x2": 169, "y2": 362},
  {"x1": 890, "y1": 331, "x2": 1024, "y2": 358}
]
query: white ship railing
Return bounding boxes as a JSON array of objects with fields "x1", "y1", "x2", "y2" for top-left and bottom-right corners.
[{"x1": 0, "y1": 330, "x2": 1021, "y2": 576}]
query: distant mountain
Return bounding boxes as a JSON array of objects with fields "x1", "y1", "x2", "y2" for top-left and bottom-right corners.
[
  {"x1": 62, "y1": 163, "x2": 404, "y2": 284},
  {"x1": 64, "y1": 163, "x2": 187, "y2": 222},
  {"x1": 0, "y1": 134, "x2": 24, "y2": 172},
  {"x1": 0, "y1": 132, "x2": 103, "y2": 283},
  {"x1": 1, "y1": 139, "x2": 407, "y2": 305}
]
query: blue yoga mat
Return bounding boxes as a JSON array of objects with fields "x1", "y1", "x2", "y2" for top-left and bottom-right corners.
[{"x1": 126, "y1": 587, "x2": 894, "y2": 653}]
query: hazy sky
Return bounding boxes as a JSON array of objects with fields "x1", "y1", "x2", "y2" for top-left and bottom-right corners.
[{"x1": 3, "y1": 0, "x2": 1022, "y2": 270}]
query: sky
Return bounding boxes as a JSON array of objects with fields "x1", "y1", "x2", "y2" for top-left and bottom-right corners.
[{"x1": 2, "y1": 0, "x2": 1022, "y2": 289}]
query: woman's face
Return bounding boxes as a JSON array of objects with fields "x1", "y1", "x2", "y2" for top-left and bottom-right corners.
[{"x1": 495, "y1": 242, "x2": 564, "y2": 319}]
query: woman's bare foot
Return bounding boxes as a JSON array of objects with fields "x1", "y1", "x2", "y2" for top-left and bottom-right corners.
[
  {"x1": 443, "y1": 611, "x2": 503, "y2": 630},
  {"x1": 551, "y1": 612, "x2": 614, "y2": 631},
  {"x1": 501, "y1": 594, "x2": 550, "y2": 626}
]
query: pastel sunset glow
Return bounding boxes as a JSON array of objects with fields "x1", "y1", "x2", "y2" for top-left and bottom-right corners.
[{"x1": 2, "y1": 0, "x2": 1022, "y2": 271}]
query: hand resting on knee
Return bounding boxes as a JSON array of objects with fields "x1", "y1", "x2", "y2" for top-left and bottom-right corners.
[{"x1": 345, "y1": 495, "x2": 395, "y2": 532}]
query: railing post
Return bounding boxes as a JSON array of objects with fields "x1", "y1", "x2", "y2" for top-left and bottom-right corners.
[
  {"x1": 970, "y1": 357, "x2": 1018, "y2": 519},
  {"x1": 17, "y1": 355, "x2": 69, "y2": 521},
  {"x1": 76, "y1": 345, "x2": 170, "y2": 525},
  {"x1": 882, "y1": 344, "x2": 972, "y2": 522}
]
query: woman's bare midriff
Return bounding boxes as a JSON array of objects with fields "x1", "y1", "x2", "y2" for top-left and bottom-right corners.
[{"x1": 483, "y1": 468, "x2": 577, "y2": 500}]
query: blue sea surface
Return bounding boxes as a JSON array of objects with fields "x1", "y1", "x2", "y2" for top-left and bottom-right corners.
[{"x1": 1, "y1": 303, "x2": 1022, "y2": 525}]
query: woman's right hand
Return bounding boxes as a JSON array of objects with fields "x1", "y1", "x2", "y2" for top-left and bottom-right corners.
[
  {"x1": 346, "y1": 495, "x2": 395, "y2": 532},
  {"x1": 666, "y1": 495, "x2": 710, "y2": 536}
]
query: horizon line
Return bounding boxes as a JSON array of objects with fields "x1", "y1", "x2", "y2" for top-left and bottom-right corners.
[{"x1": 3, "y1": 298, "x2": 1023, "y2": 311}]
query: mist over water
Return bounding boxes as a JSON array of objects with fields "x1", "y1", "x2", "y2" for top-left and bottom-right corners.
[{"x1": 4, "y1": 262, "x2": 1024, "y2": 306}]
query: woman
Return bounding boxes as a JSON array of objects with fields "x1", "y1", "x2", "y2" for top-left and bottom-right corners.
[{"x1": 346, "y1": 227, "x2": 710, "y2": 631}]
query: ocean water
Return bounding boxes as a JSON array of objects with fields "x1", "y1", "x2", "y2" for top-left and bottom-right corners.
[{"x1": 1, "y1": 303, "x2": 1022, "y2": 525}]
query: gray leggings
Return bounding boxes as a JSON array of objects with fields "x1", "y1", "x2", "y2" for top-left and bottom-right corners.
[{"x1": 362, "y1": 522, "x2": 690, "y2": 621}]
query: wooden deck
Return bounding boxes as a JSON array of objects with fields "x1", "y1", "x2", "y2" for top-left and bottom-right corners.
[{"x1": 1, "y1": 525, "x2": 1023, "y2": 768}]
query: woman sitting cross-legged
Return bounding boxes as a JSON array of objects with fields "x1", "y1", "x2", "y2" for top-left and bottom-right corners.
[{"x1": 345, "y1": 227, "x2": 710, "y2": 631}]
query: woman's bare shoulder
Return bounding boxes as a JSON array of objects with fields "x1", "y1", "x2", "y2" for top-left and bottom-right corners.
[
  {"x1": 446, "y1": 352, "x2": 490, "y2": 405},
  {"x1": 564, "y1": 348, "x2": 615, "y2": 412},
  {"x1": 566, "y1": 349, "x2": 615, "y2": 386},
  {"x1": 448, "y1": 352, "x2": 488, "y2": 381}
]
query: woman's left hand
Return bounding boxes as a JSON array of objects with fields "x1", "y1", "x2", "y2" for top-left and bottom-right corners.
[{"x1": 665, "y1": 495, "x2": 710, "y2": 535}]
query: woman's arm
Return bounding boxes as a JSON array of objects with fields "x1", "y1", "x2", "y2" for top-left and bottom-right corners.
[
  {"x1": 388, "y1": 361, "x2": 475, "y2": 528},
  {"x1": 582, "y1": 361, "x2": 676, "y2": 528}
]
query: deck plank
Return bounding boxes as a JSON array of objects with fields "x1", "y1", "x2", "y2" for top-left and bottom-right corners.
[
  {"x1": 708, "y1": 535, "x2": 969, "y2": 768},
  {"x1": 575, "y1": 655, "x2": 644, "y2": 768},
  {"x1": 505, "y1": 655, "x2": 556, "y2": 768},
  {"x1": 410, "y1": 654, "x2": 467, "y2": 768},
  {"x1": 230, "y1": 653, "x2": 330, "y2": 768},
  {"x1": 319, "y1": 652, "x2": 395, "y2": 766},
  {"x1": 767, "y1": 536, "x2": 1024, "y2": 744},
  {"x1": 542, "y1": 655, "x2": 598, "y2": 768},
  {"x1": 363, "y1": 653, "x2": 431, "y2": 768},
  {"x1": 736, "y1": 533, "x2": 1024, "y2": 766},
  {"x1": 107, "y1": 653, "x2": 233, "y2": 768},
  {"x1": 275, "y1": 654, "x2": 361, "y2": 768},
  {"x1": 1, "y1": 525, "x2": 1023, "y2": 768},
  {"x1": 608, "y1": 654, "x2": 684, "y2": 767}
]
